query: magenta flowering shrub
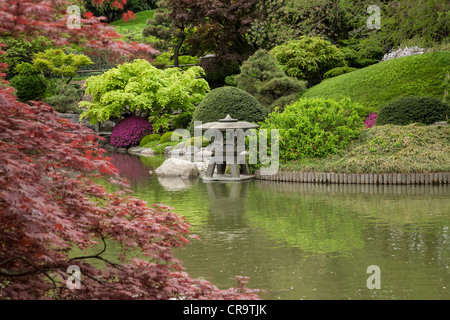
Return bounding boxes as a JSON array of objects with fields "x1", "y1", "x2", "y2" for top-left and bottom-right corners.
[
  {"x1": 364, "y1": 113, "x2": 378, "y2": 129},
  {"x1": 110, "y1": 116, "x2": 153, "y2": 148}
]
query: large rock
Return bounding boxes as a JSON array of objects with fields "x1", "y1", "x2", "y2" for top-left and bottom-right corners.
[{"x1": 155, "y1": 158, "x2": 200, "y2": 179}]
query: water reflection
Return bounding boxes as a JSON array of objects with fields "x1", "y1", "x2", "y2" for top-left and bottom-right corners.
[{"x1": 109, "y1": 153, "x2": 449, "y2": 300}]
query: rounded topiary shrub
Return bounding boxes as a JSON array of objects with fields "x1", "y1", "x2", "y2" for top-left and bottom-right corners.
[
  {"x1": 110, "y1": 116, "x2": 153, "y2": 148},
  {"x1": 192, "y1": 87, "x2": 268, "y2": 125},
  {"x1": 10, "y1": 75, "x2": 47, "y2": 102},
  {"x1": 376, "y1": 96, "x2": 450, "y2": 126}
]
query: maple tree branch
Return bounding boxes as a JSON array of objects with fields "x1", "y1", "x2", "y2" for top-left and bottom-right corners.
[
  {"x1": 69, "y1": 234, "x2": 124, "y2": 271},
  {"x1": 0, "y1": 256, "x2": 61, "y2": 298}
]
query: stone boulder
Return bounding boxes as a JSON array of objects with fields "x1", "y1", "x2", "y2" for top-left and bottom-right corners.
[{"x1": 155, "y1": 158, "x2": 200, "y2": 179}]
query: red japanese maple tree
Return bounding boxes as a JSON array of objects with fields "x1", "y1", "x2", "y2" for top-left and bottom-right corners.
[{"x1": 0, "y1": 0, "x2": 259, "y2": 300}]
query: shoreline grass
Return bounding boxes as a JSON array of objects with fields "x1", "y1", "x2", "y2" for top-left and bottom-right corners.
[{"x1": 280, "y1": 124, "x2": 450, "y2": 174}]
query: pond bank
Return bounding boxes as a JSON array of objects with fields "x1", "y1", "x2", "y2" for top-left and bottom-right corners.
[{"x1": 255, "y1": 170, "x2": 450, "y2": 185}]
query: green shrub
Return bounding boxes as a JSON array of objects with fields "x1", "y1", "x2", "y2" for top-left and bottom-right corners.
[
  {"x1": 160, "y1": 131, "x2": 183, "y2": 144},
  {"x1": 191, "y1": 86, "x2": 268, "y2": 126},
  {"x1": 45, "y1": 84, "x2": 85, "y2": 114},
  {"x1": 140, "y1": 133, "x2": 161, "y2": 147},
  {"x1": 270, "y1": 36, "x2": 346, "y2": 85},
  {"x1": 224, "y1": 75, "x2": 238, "y2": 87},
  {"x1": 376, "y1": 96, "x2": 450, "y2": 126},
  {"x1": 259, "y1": 97, "x2": 364, "y2": 161},
  {"x1": 302, "y1": 51, "x2": 450, "y2": 114},
  {"x1": 172, "y1": 112, "x2": 192, "y2": 130},
  {"x1": 10, "y1": 74, "x2": 47, "y2": 102},
  {"x1": 80, "y1": 59, "x2": 209, "y2": 129},
  {"x1": 268, "y1": 93, "x2": 301, "y2": 113},
  {"x1": 323, "y1": 67, "x2": 358, "y2": 79},
  {"x1": 237, "y1": 49, "x2": 306, "y2": 110},
  {"x1": 0, "y1": 36, "x2": 53, "y2": 80}
]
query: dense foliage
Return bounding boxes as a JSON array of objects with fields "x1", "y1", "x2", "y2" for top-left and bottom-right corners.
[
  {"x1": 0, "y1": 36, "x2": 53, "y2": 80},
  {"x1": 270, "y1": 36, "x2": 347, "y2": 85},
  {"x1": 368, "y1": 0, "x2": 449, "y2": 49},
  {"x1": 237, "y1": 49, "x2": 306, "y2": 111},
  {"x1": 110, "y1": 116, "x2": 153, "y2": 148},
  {"x1": 302, "y1": 51, "x2": 450, "y2": 114},
  {"x1": 45, "y1": 83, "x2": 85, "y2": 114},
  {"x1": 192, "y1": 86, "x2": 268, "y2": 126},
  {"x1": 163, "y1": 0, "x2": 260, "y2": 84},
  {"x1": 9, "y1": 73, "x2": 47, "y2": 102},
  {"x1": 250, "y1": 0, "x2": 372, "y2": 49},
  {"x1": 80, "y1": 59, "x2": 210, "y2": 130},
  {"x1": 260, "y1": 98, "x2": 364, "y2": 161},
  {"x1": 376, "y1": 97, "x2": 450, "y2": 126},
  {"x1": 16, "y1": 49, "x2": 93, "y2": 96}
]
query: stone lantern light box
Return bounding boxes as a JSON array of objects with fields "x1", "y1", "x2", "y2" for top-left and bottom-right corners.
[{"x1": 195, "y1": 114, "x2": 259, "y2": 182}]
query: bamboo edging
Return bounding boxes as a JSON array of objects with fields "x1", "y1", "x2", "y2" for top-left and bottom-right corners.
[{"x1": 254, "y1": 171, "x2": 450, "y2": 185}]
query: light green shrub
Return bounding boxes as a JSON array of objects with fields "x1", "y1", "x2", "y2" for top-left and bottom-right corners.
[
  {"x1": 259, "y1": 97, "x2": 364, "y2": 161},
  {"x1": 270, "y1": 36, "x2": 346, "y2": 85}
]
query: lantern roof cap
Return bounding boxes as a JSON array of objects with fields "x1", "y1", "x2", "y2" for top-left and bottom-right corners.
[{"x1": 195, "y1": 114, "x2": 260, "y2": 131}]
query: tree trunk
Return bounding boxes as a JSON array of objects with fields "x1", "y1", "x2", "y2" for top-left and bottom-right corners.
[{"x1": 173, "y1": 33, "x2": 186, "y2": 68}]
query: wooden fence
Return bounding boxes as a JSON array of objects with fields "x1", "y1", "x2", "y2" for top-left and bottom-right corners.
[{"x1": 254, "y1": 170, "x2": 450, "y2": 185}]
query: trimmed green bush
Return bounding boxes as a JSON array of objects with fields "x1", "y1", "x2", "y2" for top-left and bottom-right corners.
[
  {"x1": 191, "y1": 86, "x2": 268, "y2": 126},
  {"x1": 10, "y1": 74, "x2": 46, "y2": 102},
  {"x1": 376, "y1": 96, "x2": 450, "y2": 126},
  {"x1": 140, "y1": 133, "x2": 161, "y2": 147},
  {"x1": 301, "y1": 51, "x2": 450, "y2": 115},
  {"x1": 259, "y1": 97, "x2": 364, "y2": 162},
  {"x1": 323, "y1": 67, "x2": 358, "y2": 79}
]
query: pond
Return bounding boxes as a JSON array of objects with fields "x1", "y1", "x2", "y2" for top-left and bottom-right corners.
[{"x1": 109, "y1": 152, "x2": 449, "y2": 300}]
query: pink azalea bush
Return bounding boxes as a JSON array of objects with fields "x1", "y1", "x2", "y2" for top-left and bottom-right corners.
[
  {"x1": 364, "y1": 113, "x2": 378, "y2": 129},
  {"x1": 110, "y1": 116, "x2": 153, "y2": 148}
]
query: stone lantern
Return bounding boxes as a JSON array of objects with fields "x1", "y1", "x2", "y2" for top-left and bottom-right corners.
[{"x1": 195, "y1": 114, "x2": 259, "y2": 181}]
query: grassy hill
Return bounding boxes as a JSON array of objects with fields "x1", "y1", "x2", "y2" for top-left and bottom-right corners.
[{"x1": 301, "y1": 51, "x2": 450, "y2": 115}]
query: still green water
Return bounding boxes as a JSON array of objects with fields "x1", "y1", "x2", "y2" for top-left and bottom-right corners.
[{"x1": 110, "y1": 153, "x2": 449, "y2": 300}]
